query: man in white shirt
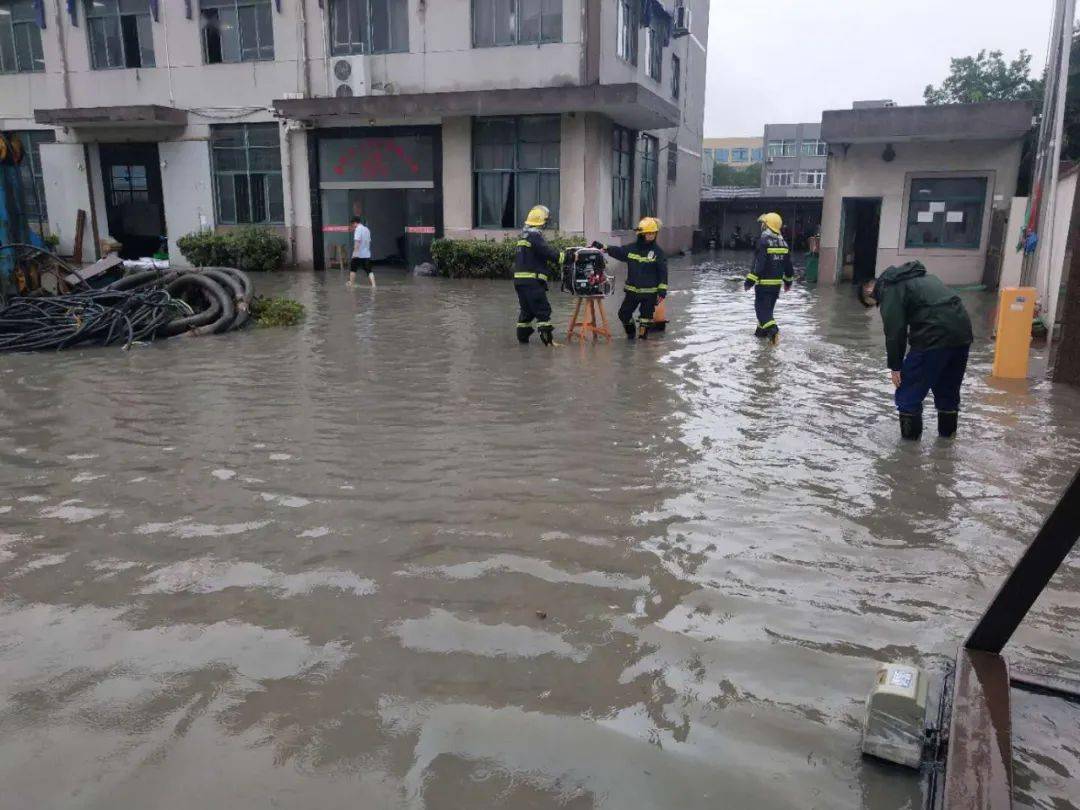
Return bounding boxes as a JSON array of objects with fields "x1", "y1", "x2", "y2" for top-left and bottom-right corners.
[{"x1": 347, "y1": 216, "x2": 375, "y2": 288}]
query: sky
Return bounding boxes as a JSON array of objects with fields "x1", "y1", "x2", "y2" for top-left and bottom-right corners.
[{"x1": 703, "y1": 0, "x2": 1056, "y2": 136}]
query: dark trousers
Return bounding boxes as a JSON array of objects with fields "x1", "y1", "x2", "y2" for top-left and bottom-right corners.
[
  {"x1": 754, "y1": 286, "x2": 780, "y2": 335},
  {"x1": 619, "y1": 291, "x2": 657, "y2": 325},
  {"x1": 895, "y1": 345, "x2": 970, "y2": 415},
  {"x1": 516, "y1": 284, "x2": 551, "y2": 328}
]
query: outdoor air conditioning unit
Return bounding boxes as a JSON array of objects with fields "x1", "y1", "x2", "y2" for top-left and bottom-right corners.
[
  {"x1": 673, "y1": 3, "x2": 691, "y2": 37},
  {"x1": 330, "y1": 56, "x2": 367, "y2": 98}
]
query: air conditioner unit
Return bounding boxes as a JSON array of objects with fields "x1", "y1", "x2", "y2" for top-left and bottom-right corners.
[
  {"x1": 329, "y1": 55, "x2": 367, "y2": 99},
  {"x1": 673, "y1": 3, "x2": 691, "y2": 37}
]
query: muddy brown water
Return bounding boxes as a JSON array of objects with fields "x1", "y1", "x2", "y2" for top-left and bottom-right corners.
[{"x1": 2, "y1": 253, "x2": 1079, "y2": 809}]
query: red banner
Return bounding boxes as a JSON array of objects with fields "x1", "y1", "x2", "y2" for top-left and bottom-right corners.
[
  {"x1": 322, "y1": 225, "x2": 352, "y2": 233},
  {"x1": 406, "y1": 226, "x2": 436, "y2": 235}
]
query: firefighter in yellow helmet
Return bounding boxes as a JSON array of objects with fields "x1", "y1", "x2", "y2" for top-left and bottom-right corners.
[
  {"x1": 744, "y1": 212, "x2": 794, "y2": 344},
  {"x1": 513, "y1": 205, "x2": 559, "y2": 345},
  {"x1": 594, "y1": 217, "x2": 668, "y2": 340}
]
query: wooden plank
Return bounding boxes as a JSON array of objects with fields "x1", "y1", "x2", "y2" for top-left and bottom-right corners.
[
  {"x1": 943, "y1": 648, "x2": 1013, "y2": 810},
  {"x1": 72, "y1": 209, "x2": 86, "y2": 265}
]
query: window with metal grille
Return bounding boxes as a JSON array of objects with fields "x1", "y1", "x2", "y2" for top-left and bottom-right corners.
[
  {"x1": 473, "y1": 115, "x2": 560, "y2": 229},
  {"x1": 85, "y1": 0, "x2": 155, "y2": 70},
  {"x1": 766, "y1": 170, "x2": 793, "y2": 187},
  {"x1": 666, "y1": 143, "x2": 677, "y2": 185},
  {"x1": 472, "y1": 0, "x2": 560, "y2": 48},
  {"x1": 801, "y1": 139, "x2": 827, "y2": 157},
  {"x1": 0, "y1": 0, "x2": 44, "y2": 73},
  {"x1": 615, "y1": 0, "x2": 637, "y2": 65},
  {"x1": 330, "y1": 0, "x2": 408, "y2": 56},
  {"x1": 200, "y1": 0, "x2": 273, "y2": 64},
  {"x1": 671, "y1": 53, "x2": 680, "y2": 99},
  {"x1": 645, "y1": 18, "x2": 662, "y2": 81},
  {"x1": 612, "y1": 125, "x2": 634, "y2": 230},
  {"x1": 905, "y1": 176, "x2": 987, "y2": 250},
  {"x1": 211, "y1": 123, "x2": 284, "y2": 224},
  {"x1": 798, "y1": 170, "x2": 826, "y2": 189},
  {"x1": 15, "y1": 130, "x2": 54, "y2": 234},
  {"x1": 767, "y1": 140, "x2": 796, "y2": 158},
  {"x1": 640, "y1": 134, "x2": 658, "y2": 217}
]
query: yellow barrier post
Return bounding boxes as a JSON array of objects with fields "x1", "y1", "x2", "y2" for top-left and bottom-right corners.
[{"x1": 991, "y1": 287, "x2": 1037, "y2": 379}]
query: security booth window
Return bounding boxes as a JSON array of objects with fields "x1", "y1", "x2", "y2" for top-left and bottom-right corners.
[
  {"x1": 0, "y1": 0, "x2": 44, "y2": 73},
  {"x1": 473, "y1": 115, "x2": 560, "y2": 229},
  {"x1": 473, "y1": 0, "x2": 560, "y2": 48},
  {"x1": 615, "y1": 0, "x2": 638, "y2": 65},
  {"x1": 16, "y1": 130, "x2": 55, "y2": 235},
  {"x1": 330, "y1": 0, "x2": 408, "y2": 56},
  {"x1": 612, "y1": 125, "x2": 634, "y2": 230},
  {"x1": 211, "y1": 123, "x2": 284, "y2": 224},
  {"x1": 905, "y1": 177, "x2": 987, "y2": 249},
  {"x1": 86, "y1": 0, "x2": 156, "y2": 70},
  {"x1": 639, "y1": 134, "x2": 658, "y2": 217},
  {"x1": 200, "y1": 0, "x2": 273, "y2": 64}
]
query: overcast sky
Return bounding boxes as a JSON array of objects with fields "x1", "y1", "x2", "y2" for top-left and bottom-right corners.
[{"x1": 703, "y1": 0, "x2": 1055, "y2": 136}]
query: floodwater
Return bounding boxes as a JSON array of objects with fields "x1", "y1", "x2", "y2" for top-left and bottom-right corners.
[{"x1": 2, "y1": 251, "x2": 1080, "y2": 810}]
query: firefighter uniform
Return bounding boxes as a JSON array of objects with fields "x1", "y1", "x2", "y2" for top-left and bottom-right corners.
[
  {"x1": 514, "y1": 207, "x2": 559, "y2": 345},
  {"x1": 606, "y1": 218, "x2": 668, "y2": 340},
  {"x1": 745, "y1": 213, "x2": 794, "y2": 341}
]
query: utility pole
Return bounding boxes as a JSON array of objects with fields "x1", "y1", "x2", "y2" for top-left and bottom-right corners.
[{"x1": 1055, "y1": 175, "x2": 1080, "y2": 384}]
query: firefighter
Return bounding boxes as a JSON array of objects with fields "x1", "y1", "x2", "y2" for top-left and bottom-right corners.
[
  {"x1": 866, "y1": 261, "x2": 974, "y2": 440},
  {"x1": 514, "y1": 205, "x2": 558, "y2": 345},
  {"x1": 596, "y1": 217, "x2": 668, "y2": 340},
  {"x1": 745, "y1": 212, "x2": 794, "y2": 344}
]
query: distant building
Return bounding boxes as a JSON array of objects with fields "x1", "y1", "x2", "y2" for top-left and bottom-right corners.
[
  {"x1": 761, "y1": 122, "x2": 827, "y2": 199},
  {"x1": 819, "y1": 100, "x2": 1034, "y2": 286},
  {"x1": 701, "y1": 137, "x2": 764, "y2": 186}
]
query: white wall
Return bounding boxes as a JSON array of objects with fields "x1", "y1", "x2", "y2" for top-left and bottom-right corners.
[
  {"x1": 160, "y1": 140, "x2": 215, "y2": 268},
  {"x1": 39, "y1": 143, "x2": 95, "y2": 259},
  {"x1": 1041, "y1": 171, "x2": 1077, "y2": 332},
  {"x1": 1000, "y1": 196, "x2": 1029, "y2": 288}
]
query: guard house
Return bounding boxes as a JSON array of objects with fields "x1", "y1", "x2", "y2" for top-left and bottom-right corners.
[{"x1": 818, "y1": 101, "x2": 1034, "y2": 286}]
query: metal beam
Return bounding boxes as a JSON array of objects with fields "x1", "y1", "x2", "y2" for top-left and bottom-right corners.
[{"x1": 966, "y1": 466, "x2": 1080, "y2": 652}]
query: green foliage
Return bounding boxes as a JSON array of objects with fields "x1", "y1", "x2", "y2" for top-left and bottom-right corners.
[
  {"x1": 176, "y1": 227, "x2": 288, "y2": 273},
  {"x1": 924, "y1": 49, "x2": 1042, "y2": 105},
  {"x1": 42, "y1": 233, "x2": 60, "y2": 250},
  {"x1": 712, "y1": 161, "x2": 762, "y2": 188},
  {"x1": 250, "y1": 295, "x2": 305, "y2": 328},
  {"x1": 429, "y1": 234, "x2": 580, "y2": 280}
]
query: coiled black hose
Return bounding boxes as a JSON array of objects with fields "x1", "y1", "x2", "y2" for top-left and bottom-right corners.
[
  {"x1": 159, "y1": 274, "x2": 232, "y2": 337},
  {"x1": 198, "y1": 268, "x2": 249, "y2": 330}
]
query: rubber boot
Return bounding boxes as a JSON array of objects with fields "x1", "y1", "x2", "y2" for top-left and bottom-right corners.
[
  {"x1": 623, "y1": 322, "x2": 636, "y2": 340},
  {"x1": 516, "y1": 326, "x2": 534, "y2": 344},
  {"x1": 637, "y1": 321, "x2": 649, "y2": 340},
  {"x1": 938, "y1": 411, "x2": 958, "y2": 438},
  {"x1": 769, "y1": 329, "x2": 780, "y2": 346},
  {"x1": 754, "y1": 326, "x2": 767, "y2": 338},
  {"x1": 538, "y1": 325, "x2": 554, "y2": 346},
  {"x1": 899, "y1": 412, "x2": 923, "y2": 440}
]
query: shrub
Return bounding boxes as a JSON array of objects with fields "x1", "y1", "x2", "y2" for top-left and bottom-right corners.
[
  {"x1": 176, "y1": 227, "x2": 288, "y2": 273},
  {"x1": 430, "y1": 234, "x2": 581, "y2": 280},
  {"x1": 250, "y1": 295, "x2": 305, "y2": 328}
]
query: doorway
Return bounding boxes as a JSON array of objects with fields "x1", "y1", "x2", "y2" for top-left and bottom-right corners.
[
  {"x1": 839, "y1": 197, "x2": 882, "y2": 284},
  {"x1": 99, "y1": 143, "x2": 166, "y2": 260}
]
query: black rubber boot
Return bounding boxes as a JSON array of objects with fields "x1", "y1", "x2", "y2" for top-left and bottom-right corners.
[
  {"x1": 938, "y1": 411, "x2": 958, "y2": 438},
  {"x1": 899, "y1": 413, "x2": 923, "y2": 440},
  {"x1": 516, "y1": 326, "x2": 534, "y2": 344},
  {"x1": 623, "y1": 322, "x2": 636, "y2": 340},
  {"x1": 538, "y1": 325, "x2": 554, "y2": 346}
]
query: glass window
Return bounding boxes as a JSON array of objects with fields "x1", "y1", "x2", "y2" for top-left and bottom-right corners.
[
  {"x1": 615, "y1": 0, "x2": 637, "y2": 65},
  {"x1": 640, "y1": 133, "x2": 658, "y2": 217},
  {"x1": 0, "y1": 0, "x2": 44, "y2": 73},
  {"x1": 670, "y1": 53, "x2": 680, "y2": 99},
  {"x1": 330, "y1": 0, "x2": 408, "y2": 56},
  {"x1": 666, "y1": 142, "x2": 677, "y2": 185},
  {"x1": 767, "y1": 139, "x2": 796, "y2": 158},
  {"x1": 798, "y1": 170, "x2": 826, "y2": 189},
  {"x1": 85, "y1": 0, "x2": 155, "y2": 70},
  {"x1": 200, "y1": 0, "x2": 273, "y2": 64},
  {"x1": 730, "y1": 148, "x2": 748, "y2": 162},
  {"x1": 612, "y1": 125, "x2": 634, "y2": 229},
  {"x1": 13, "y1": 130, "x2": 55, "y2": 235},
  {"x1": 211, "y1": 123, "x2": 284, "y2": 224},
  {"x1": 766, "y1": 170, "x2": 793, "y2": 187},
  {"x1": 751, "y1": 147, "x2": 763, "y2": 161},
  {"x1": 715, "y1": 148, "x2": 729, "y2": 162},
  {"x1": 645, "y1": 17, "x2": 662, "y2": 81},
  {"x1": 801, "y1": 139, "x2": 827, "y2": 157},
  {"x1": 473, "y1": 115, "x2": 560, "y2": 229},
  {"x1": 473, "y1": 0, "x2": 561, "y2": 48},
  {"x1": 905, "y1": 176, "x2": 987, "y2": 250}
]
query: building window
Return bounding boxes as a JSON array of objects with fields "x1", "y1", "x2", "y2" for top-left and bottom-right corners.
[
  {"x1": 751, "y1": 147, "x2": 763, "y2": 161},
  {"x1": 798, "y1": 170, "x2": 826, "y2": 189},
  {"x1": 211, "y1": 123, "x2": 284, "y2": 224},
  {"x1": 905, "y1": 176, "x2": 987, "y2": 250},
  {"x1": 613, "y1": 125, "x2": 634, "y2": 229},
  {"x1": 330, "y1": 0, "x2": 409, "y2": 55},
  {"x1": 715, "y1": 148, "x2": 729, "y2": 163},
  {"x1": 473, "y1": 115, "x2": 560, "y2": 229},
  {"x1": 670, "y1": 53, "x2": 680, "y2": 99},
  {"x1": 200, "y1": 0, "x2": 273, "y2": 64},
  {"x1": 766, "y1": 170, "x2": 793, "y2": 188},
  {"x1": 666, "y1": 143, "x2": 677, "y2": 185},
  {"x1": 473, "y1": 0, "x2": 561, "y2": 48},
  {"x1": 801, "y1": 139, "x2": 827, "y2": 157},
  {"x1": 767, "y1": 139, "x2": 796, "y2": 158},
  {"x1": 85, "y1": 0, "x2": 155, "y2": 70},
  {"x1": 645, "y1": 17, "x2": 662, "y2": 81},
  {"x1": 615, "y1": 0, "x2": 638, "y2": 65},
  {"x1": 0, "y1": 0, "x2": 44, "y2": 73},
  {"x1": 730, "y1": 147, "x2": 748, "y2": 162},
  {"x1": 15, "y1": 130, "x2": 54, "y2": 234},
  {"x1": 640, "y1": 134, "x2": 658, "y2": 217}
]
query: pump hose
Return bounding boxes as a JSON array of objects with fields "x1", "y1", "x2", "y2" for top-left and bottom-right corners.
[{"x1": 159, "y1": 274, "x2": 232, "y2": 337}]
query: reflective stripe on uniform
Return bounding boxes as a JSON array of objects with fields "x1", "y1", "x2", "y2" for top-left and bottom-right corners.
[
  {"x1": 516, "y1": 239, "x2": 531, "y2": 247},
  {"x1": 756, "y1": 278, "x2": 783, "y2": 286},
  {"x1": 759, "y1": 320, "x2": 777, "y2": 329},
  {"x1": 625, "y1": 285, "x2": 658, "y2": 293},
  {"x1": 767, "y1": 247, "x2": 789, "y2": 255},
  {"x1": 516, "y1": 322, "x2": 533, "y2": 328},
  {"x1": 514, "y1": 272, "x2": 548, "y2": 281},
  {"x1": 627, "y1": 253, "x2": 656, "y2": 263},
  {"x1": 536, "y1": 322, "x2": 552, "y2": 328},
  {"x1": 657, "y1": 283, "x2": 668, "y2": 291},
  {"x1": 745, "y1": 273, "x2": 760, "y2": 283}
]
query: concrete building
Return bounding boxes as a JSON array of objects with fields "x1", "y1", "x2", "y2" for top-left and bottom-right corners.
[
  {"x1": 0, "y1": 0, "x2": 709, "y2": 269},
  {"x1": 761, "y1": 122, "x2": 827, "y2": 199},
  {"x1": 701, "y1": 136, "x2": 762, "y2": 186},
  {"x1": 819, "y1": 101, "x2": 1034, "y2": 286}
]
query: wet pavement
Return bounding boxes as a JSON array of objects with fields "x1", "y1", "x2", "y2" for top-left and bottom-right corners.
[{"x1": 2, "y1": 250, "x2": 1080, "y2": 809}]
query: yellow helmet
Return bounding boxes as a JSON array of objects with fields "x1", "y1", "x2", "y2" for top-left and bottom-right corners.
[
  {"x1": 525, "y1": 205, "x2": 550, "y2": 228},
  {"x1": 758, "y1": 212, "x2": 783, "y2": 233},
  {"x1": 637, "y1": 216, "x2": 662, "y2": 235}
]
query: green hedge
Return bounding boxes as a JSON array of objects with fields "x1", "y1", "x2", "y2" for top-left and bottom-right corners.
[
  {"x1": 430, "y1": 235, "x2": 580, "y2": 280},
  {"x1": 176, "y1": 227, "x2": 288, "y2": 273}
]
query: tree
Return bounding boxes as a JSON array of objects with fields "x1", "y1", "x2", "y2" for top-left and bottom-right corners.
[
  {"x1": 924, "y1": 49, "x2": 1042, "y2": 105},
  {"x1": 712, "y1": 161, "x2": 762, "y2": 188}
]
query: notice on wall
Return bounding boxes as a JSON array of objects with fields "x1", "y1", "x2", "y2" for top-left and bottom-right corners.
[
  {"x1": 917, "y1": 211, "x2": 935, "y2": 223},
  {"x1": 946, "y1": 211, "x2": 964, "y2": 223},
  {"x1": 929, "y1": 202, "x2": 947, "y2": 213}
]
